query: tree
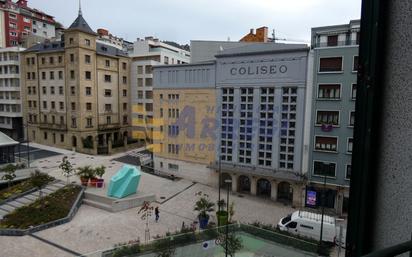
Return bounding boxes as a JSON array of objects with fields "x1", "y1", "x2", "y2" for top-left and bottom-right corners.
[
  {"x1": 219, "y1": 233, "x2": 243, "y2": 257},
  {"x1": 30, "y1": 170, "x2": 50, "y2": 199},
  {"x1": 59, "y1": 156, "x2": 74, "y2": 184},
  {"x1": 1, "y1": 164, "x2": 16, "y2": 188}
]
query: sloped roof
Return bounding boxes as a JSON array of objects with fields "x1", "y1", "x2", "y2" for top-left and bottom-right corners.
[
  {"x1": 0, "y1": 132, "x2": 18, "y2": 147},
  {"x1": 68, "y1": 13, "x2": 95, "y2": 35}
]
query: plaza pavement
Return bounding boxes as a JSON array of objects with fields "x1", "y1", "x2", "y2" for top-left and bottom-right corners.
[{"x1": 0, "y1": 143, "x2": 325, "y2": 257}]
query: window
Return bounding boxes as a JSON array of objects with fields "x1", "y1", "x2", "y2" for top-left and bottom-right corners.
[
  {"x1": 60, "y1": 134, "x2": 64, "y2": 142},
  {"x1": 60, "y1": 116, "x2": 64, "y2": 125},
  {"x1": 85, "y1": 39, "x2": 90, "y2": 46},
  {"x1": 122, "y1": 76, "x2": 127, "y2": 84},
  {"x1": 145, "y1": 65, "x2": 152, "y2": 74},
  {"x1": 85, "y1": 71, "x2": 91, "y2": 80},
  {"x1": 313, "y1": 161, "x2": 336, "y2": 177},
  {"x1": 44, "y1": 132, "x2": 48, "y2": 140},
  {"x1": 105, "y1": 104, "x2": 112, "y2": 112},
  {"x1": 286, "y1": 222, "x2": 297, "y2": 229},
  {"x1": 42, "y1": 72, "x2": 46, "y2": 80},
  {"x1": 123, "y1": 89, "x2": 127, "y2": 97},
  {"x1": 49, "y1": 57, "x2": 54, "y2": 64},
  {"x1": 70, "y1": 70, "x2": 75, "y2": 79},
  {"x1": 327, "y1": 35, "x2": 338, "y2": 46},
  {"x1": 42, "y1": 86, "x2": 46, "y2": 94},
  {"x1": 58, "y1": 56, "x2": 62, "y2": 63},
  {"x1": 314, "y1": 136, "x2": 338, "y2": 152},
  {"x1": 122, "y1": 62, "x2": 127, "y2": 70},
  {"x1": 59, "y1": 71, "x2": 63, "y2": 79},
  {"x1": 164, "y1": 56, "x2": 169, "y2": 64},
  {"x1": 71, "y1": 118, "x2": 77, "y2": 128},
  {"x1": 347, "y1": 138, "x2": 353, "y2": 153},
  {"x1": 318, "y1": 84, "x2": 341, "y2": 99},
  {"x1": 86, "y1": 87, "x2": 91, "y2": 96},
  {"x1": 123, "y1": 103, "x2": 127, "y2": 110},
  {"x1": 123, "y1": 115, "x2": 128, "y2": 124},
  {"x1": 71, "y1": 102, "x2": 76, "y2": 111},
  {"x1": 145, "y1": 78, "x2": 152, "y2": 86},
  {"x1": 160, "y1": 108, "x2": 163, "y2": 118},
  {"x1": 86, "y1": 118, "x2": 92, "y2": 128},
  {"x1": 346, "y1": 165, "x2": 352, "y2": 180},
  {"x1": 106, "y1": 116, "x2": 111, "y2": 124},
  {"x1": 349, "y1": 111, "x2": 355, "y2": 127},
  {"x1": 104, "y1": 75, "x2": 111, "y2": 82},
  {"x1": 319, "y1": 57, "x2": 343, "y2": 72},
  {"x1": 59, "y1": 102, "x2": 64, "y2": 110},
  {"x1": 70, "y1": 54, "x2": 74, "y2": 62},
  {"x1": 353, "y1": 56, "x2": 359, "y2": 72},
  {"x1": 137, "y1": 78, "x2": 143, "y2": 87},
  {"x1": 71, "y1": 86, "x2": 75, "y2": 95},
  {"x1": 50, "y1": 86, "x2": 55, "y2": 95},
  {"x1": 351, "y1": 84, "x2": 357, "y2": 99},
  {"x1": 27, "y1": 72, "x2": 31, "y2": 80},
  {"x1": 86, "y1": 103, "x2": 92, "y2": 111},
  {"x1": 316, "y1": 111, "x2": 340, "y2": 126},
  {"x1": 59, "y1": 86, "x2": 63, "y2": 95},
  {"x1": 50, "y1": 71, "x2": 54, "y2": 80},
  {"x1": 105, "y1": 60, "x2": 110, "y2": 67},
  {"x1": 104, "y1": 89, "x2": 112, "y2": 97},
  {"x1": 137, "y1": 66, "x2": 143, "y2": 74},
  {"x1": 168, "y1": 163, "x2": 178, "y2": 171},
  {"x1": 43, "y1": 101, "x2": 47, "y2": 109},
  {"x1": 32, "y1": 72, "x2": 36, "y2": 79},
  {"x1": 51, "y1": 101, "x2": 55, "y2": 109},
  {"x1": 85, "y1": 55, "x2": 91, "y2": 64}
]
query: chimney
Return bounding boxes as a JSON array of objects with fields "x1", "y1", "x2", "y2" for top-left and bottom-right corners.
[
  {"x1": 250, "y1": 28, "x2": 254, "y2": 35},
  {"x1": 256, "y1": 27, "x2": 268, "y2": 42}
]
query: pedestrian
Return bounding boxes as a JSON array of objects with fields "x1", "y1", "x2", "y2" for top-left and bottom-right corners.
[{"x1": 155, "y1": 207, "x2": 159, "y2": 222}]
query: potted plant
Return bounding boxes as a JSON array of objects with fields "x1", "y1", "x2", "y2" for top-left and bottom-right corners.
[
  {"x1": 76, "y1": 166, "x2": 94, "y2": 186},
  {"x1": 194, "y1": 192, "x2": 215, "y2": 229},
  {"x1": 216, "y1": 199, "x2": 228, "y2": 227},
  {"x1": 94, "y1": 165, "x2": 106, "y2": 188}
]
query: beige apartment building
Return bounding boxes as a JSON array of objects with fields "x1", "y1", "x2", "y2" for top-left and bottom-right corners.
[
  {"x1": 152, "y1": 62, "x2": 217, "y2": 185},
  {"x1": 21, "y1": 10, "x2": 131, "y2": 155}
]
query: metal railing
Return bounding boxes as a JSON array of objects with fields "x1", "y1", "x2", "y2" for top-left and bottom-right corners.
[{"x1": 361, "y1": 240, "x2": 412, "y2": 257}]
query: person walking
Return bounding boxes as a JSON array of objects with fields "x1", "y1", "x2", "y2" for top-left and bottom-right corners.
[{"x1": 155, "y1": 207, "x2": 159, "y2": 222}]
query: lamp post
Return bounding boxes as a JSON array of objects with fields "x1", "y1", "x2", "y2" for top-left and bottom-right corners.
[{"x1": 224, "y1": 179, "x2": 232, "y2": 257}]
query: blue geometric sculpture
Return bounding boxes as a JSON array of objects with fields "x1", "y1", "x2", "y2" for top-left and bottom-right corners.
[{"x1": 107, "y1": 165, "x2": 141, "y2": 198}]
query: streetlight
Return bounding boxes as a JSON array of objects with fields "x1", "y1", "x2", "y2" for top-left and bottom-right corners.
[{"x1": 224, "y1": 179, "x2": 232, "y2": 257}]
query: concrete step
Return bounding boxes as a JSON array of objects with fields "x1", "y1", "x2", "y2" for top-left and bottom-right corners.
[
  {"x1": 0, "y1": 204, "x2": 16, "y2": 212},
  {"x1": 84, "y1": 192, "x2": 113, "y2": 205},
  {"x1": 15, "y1": 197, "x2": 33, "y2": 205},
  {"x1": 0, "y1": 208, "x2": 8, "y2": 219},
  {"x1": 43, "y1": 187, "x2": 55, "y2": 193},
  {"x1": 83, "y1": 199, "x2": 112, "y2": 212},
  {"x1": 25, "y1": 194, "x2": 38, "y2": 201},
  {"x1": 52, "y1": 181, "x2": 66, "y2": 188},
  {"x1": 7, "y1": 201, "x2": 24, "y2": 208}
]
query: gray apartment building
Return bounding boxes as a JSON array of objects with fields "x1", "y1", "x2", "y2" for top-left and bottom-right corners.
[
  {"x1": 214, "y1": 43, "x2": 310, "y2": 207},
  {"x1": 307, "y1": 20, "x2": 360, "y2": 215}
]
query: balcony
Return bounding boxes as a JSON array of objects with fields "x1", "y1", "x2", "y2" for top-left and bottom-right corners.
[
  {"x1": 98, "y1": 123, "x2": 120, "y2": 131},
  {"x1": 38, "y1": 122, "x2": 67, "y2": 131},
  {"x1": 312, "y1": 40, "x2": 359, "y2": 48}
]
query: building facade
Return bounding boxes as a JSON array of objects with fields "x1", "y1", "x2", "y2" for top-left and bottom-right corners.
[
  {"x1": 307, "y1": 20, "x2": 360, "y2": 215},
  {"x1": 21, "y1": 9, "x2": 131, "y2": 155},
  {"x1": 214, "y1": 44, "x2": 310, "y2": 207},
  {"x1": 130, "y1": 37, "x2": 190, "y2": 143},
  {"x1": 152, "y1": 62, "x2": 217, "y2": 185},
  {"x1": 0, "y1": 0, "x2": 56, "y2": 48},
  {"x1": 0, "y1": 47, "x2": 24, "y2": 140},
  {"x1": 97, "y1": 28, "x2": 133, "y2": 51}
]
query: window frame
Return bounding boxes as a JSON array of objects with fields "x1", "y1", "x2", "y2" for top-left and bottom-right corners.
[
  {"x1": 315, "y1": 109, "x2": 341, "y2": 127},
  {"x1": 317, "y1": 83, "x2": 342, "y2": 100},
  {"x1": 312, "y1": 160, "x2": 337, "y2": 178},
  {"x1": 313, "y1": 135, "x2": 339, "y2": 153},
  {"x1": 318, "y1": 56, "x2": 344, "y2": 73}
]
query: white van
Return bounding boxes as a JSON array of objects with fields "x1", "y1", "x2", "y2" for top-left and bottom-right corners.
[{"x1": 277, "y1": 210, "x2": 337, "y2": 243}]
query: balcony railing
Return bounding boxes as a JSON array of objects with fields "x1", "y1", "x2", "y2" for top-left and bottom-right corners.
[
  {"x1": 313, "y1": 40, "x2": 359, "y2": 48},
  {"x1": 38, "y1": 122, "x2": 67, "y2": 130},
  {"x1": 98, "y1": 123, "x2": 120, "y2": 130}
]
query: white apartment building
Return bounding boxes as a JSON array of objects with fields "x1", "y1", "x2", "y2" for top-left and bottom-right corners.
[
  {"x1": 129, "y1": 37, "x2": 190, "y2": 143},
  {"x1": 0, "y1": 47, "x2": 24, "y2": 140}
]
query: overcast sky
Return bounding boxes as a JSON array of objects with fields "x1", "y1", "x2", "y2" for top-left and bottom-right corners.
[{"x1": 28, "y1": 0, "x2": 361, "y2": 44}]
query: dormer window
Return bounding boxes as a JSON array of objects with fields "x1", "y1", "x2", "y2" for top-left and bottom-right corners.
[
  {"x1": 69, "y1": 38, "x2": 73, "y2": 44},
  {"x1": 85, "y1": 39, "x2": 90, "y2": 46}
]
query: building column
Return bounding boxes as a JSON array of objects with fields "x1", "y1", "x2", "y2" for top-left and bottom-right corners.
[
  {"x1": 292, "y1": 183, "x2": 304, "y2": 208},
  {"x1": 271, "y1": 180, "x2": 278, "y2": 201},
  {"x1": 250, "y1": 176, "x2": 257, "y2": 196},
  {"x1": 93, "y1": 136, "x2": 98, "y2": 155},
  {"x1": 231, "y1": 174, "x2": 238, "y2": 193},
  {"x1": 108, "y1": 136, "x2": 112, "y2": 155}
]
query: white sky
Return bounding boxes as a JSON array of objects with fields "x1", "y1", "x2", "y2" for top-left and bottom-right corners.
[{"x1": 28, "y1": 0, "x2": 361, "y2": 44}]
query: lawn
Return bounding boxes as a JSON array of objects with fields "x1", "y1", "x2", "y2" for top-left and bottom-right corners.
[
  {"x1": 0, "y1": 184, "x2": 82, "y2": 229},
  {"x1": 0, "y1": 173, "x2": 54, "y2": 202}
]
